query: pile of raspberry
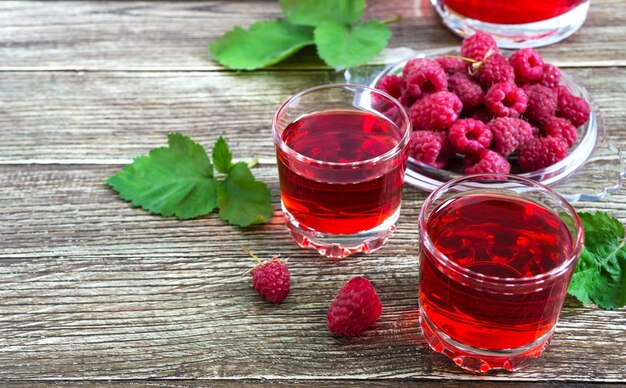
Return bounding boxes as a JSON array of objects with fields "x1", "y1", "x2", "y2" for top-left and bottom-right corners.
[{"x1": 376, "y1": 32, "x2": 591, "y2": 174}]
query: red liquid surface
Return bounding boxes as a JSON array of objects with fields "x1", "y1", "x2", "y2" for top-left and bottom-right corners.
[
  {"x1": 419, "y1": 194, "x2": 575, "y2": 350},
  {"x1": 277, "y1": 110, "x2": 406, "y2": 235},
  {"x1": 443, "y1": 0, "x2": 585, "y2": 24}
]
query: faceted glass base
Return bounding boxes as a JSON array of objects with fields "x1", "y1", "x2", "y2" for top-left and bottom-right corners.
[
  {"x1": 282, "y1": 205, "x2": 400, "y2": 259},
  {"x1": 419, "y1": 308, "x2": 553, "y2": 373},
  {"x1": 431, "y1": 0, "x2": 590, "y2": 48}
]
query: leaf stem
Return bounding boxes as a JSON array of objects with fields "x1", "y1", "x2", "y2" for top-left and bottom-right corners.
[
  {"x1": 381, "y1": 15, "x2": 402, "y2": 25},
  {"x1": 241, "y1": 247, "x2": 262, "y2": 264}
]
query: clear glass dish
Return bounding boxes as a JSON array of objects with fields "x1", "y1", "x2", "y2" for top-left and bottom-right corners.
[{"x1": 365, "y1": 47, "x2": 625, "y2": 202}]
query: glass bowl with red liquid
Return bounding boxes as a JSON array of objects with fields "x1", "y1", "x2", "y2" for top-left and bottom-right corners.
[
  {"x1": 370, "y1": 47, "x2": 626, "y2": 202},
  {"x1": 430, "y1": 0, "x2": 590, "y2": 48},
  {"x1": 418, "y1": 174, "x2": 584, "y2": 372},
  {"x1": 273, "y1": 84, "x2": 411, "y2": 259}
]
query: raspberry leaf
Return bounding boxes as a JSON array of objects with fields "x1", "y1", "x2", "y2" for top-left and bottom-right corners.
[
  {"x1": 217, "y1": 162, "x2": 274, "y2": 227},
  {"x1": 212, "y1": 136, "x2": 233, "y2": 174},
  {"x1": 209, "y1": 19, "x2": 314, "y2": 70},
  {"x1": 280, "y1": 0, "x2": 365, "y2": 27},
  {"x1": 568, "y1": 212, "x2": 626, "y2": 309},
  {"x1": 314, "y1": 20, "x2": 391, "y2": 69},
  {"x1": 107, "y1": 133, "x2": 218, "y2": 220}
]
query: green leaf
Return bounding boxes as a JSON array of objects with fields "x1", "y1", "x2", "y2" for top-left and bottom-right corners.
[
  {"x1": 314, "y1": 20, "x2": 391, "y2": 69},
  {"x1": 280, "y1": 0, "x2": 365, "y2": 26},
  {"x1": 568, "y1": 212, "x2": 626, "y2": 309},
  {"x1": 212, "y1": 136, "x2": 232, "y2": 174},
  {"x1": 209, "y1": 19, "x2": 314, "y2": 70},
  {"x1": 217, "y1": 162, "x2": 274, "y2": 227},
  {"x1": 107, "y1": 133, "x2": 217, "y2": 220}
]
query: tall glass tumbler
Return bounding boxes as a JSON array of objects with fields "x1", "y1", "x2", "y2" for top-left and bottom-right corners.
[
  {"x1": 273, "y1": 84, "x2": 411, "y2": 259},
  {"x1": 418, "y1": 174, "x2": 584, "y2": 372}
]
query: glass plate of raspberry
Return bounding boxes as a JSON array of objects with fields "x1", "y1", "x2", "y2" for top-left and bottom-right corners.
[{"x1": 366, "y1": 47, "x2": 625, "y2": 202}]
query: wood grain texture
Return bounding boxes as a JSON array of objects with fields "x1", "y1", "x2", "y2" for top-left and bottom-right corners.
[
  {"x1": 0, "y1": 164, "x2": 625, "y2": 382},
  {"x1": 0, "y1": 67, "x2": 624, "y2": 163},
  {"x1": 0, "y1": 0, "x2": 625, "y2": 71}
]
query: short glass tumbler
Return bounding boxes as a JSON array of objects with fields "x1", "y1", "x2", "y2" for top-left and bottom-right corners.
[
  {"x1": 431, "y1": 0, "x2": 590, "y2": 48},
  {"x1": 273, "y1": 84, "x2": 411, "y2": 259},
  {"x1": 418, "y1": 174, "x2": 584, "y2": 372}
]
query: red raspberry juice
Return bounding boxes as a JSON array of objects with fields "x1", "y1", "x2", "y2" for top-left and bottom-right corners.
[
  {"x1": 277, "y1": 110, "x2": 406, "y2": 235},
  {"x1": 443, "y1": 0, "x2": 586, "y2": 24},
  {"x1": 419, "y1": 193, "x2": 574, "y2": 350}
]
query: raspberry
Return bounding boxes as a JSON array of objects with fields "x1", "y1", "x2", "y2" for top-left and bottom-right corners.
[
  {"x1": 475, "y1": 54, "x2": 515, "y2": 89},
  {"x1": 447, "y1": 73, "x2": 484, "y2": 112},
  {"x1": 409, "y1": 130, "x2": 451, "y2": 169},
  {"x1": 557, "y1": 87, "x2": 591, "y2": 127},
  {"x1": 531, "y1": 124, "x2": 543, "y2": 138},
  {"x1": 484, "y1": 82, "x2": 528, "y2": 118},
  {"x1": 460, "y1": 32, "x2": 499, "y2": 62},
  {"x1": 464, "y1": 149, "x2": 511, "y2": 175},
  {"x1": 488, "y1": 117, "x2": 532, "y2": 156},
  {"x1": 376, "y1": 74, "x2": 403, "y2": 98},
  {"x1": 539, "y1": 63, "x2": 561, "y2": 89},
  {"x1": 448, "y1": 119, "x2": 493, "y2": 155},
  {"x1": 327, "y1": 276, "x2": 382, "y2": 338},
  {"x1": 409, "y1": 91, "x2": 462, "y2": 131},
  {"x1": 470, "y1": 107, "x2": 493, "y2": 123},
  {"x1": 399, "y1": 92, "x2": 417, "y2": 108},
  {"x1": 246, "y1": 249, "x2": 290, "y2": 304},
  {"x1": 518, "y1": 136, "x2": 569, "y2": 172},
  {"x1": 402, "y1": 58, "x2": 434, "y2": 78},
  {"x1": 509, "y1": 48, "x2": 544, "y2": 84},
  {"x1": 436, "y1": 56, "x2": 467, "y2": 75},
  {"x1": 543, "y1": 116, "x2": 577, "y2": 147},
  {"x1": 523, "y1": 84, "x2": 557, "y2": 124},
  {"x1": 405, "y1": 59, "x2": 447, "y2": 95}
]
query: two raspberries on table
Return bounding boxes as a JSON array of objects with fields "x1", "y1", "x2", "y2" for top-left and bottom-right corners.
[
  {"x1": 246, "y1": 249, "x2": 382, "y2": 338},
  {"x1": 376, "y1": 32, "x2": 591, "y2": 174}
]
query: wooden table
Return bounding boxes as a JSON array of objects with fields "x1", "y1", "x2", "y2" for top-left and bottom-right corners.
[{"x1": 1, "y1": 1, "x2": 625, "y2": 386}]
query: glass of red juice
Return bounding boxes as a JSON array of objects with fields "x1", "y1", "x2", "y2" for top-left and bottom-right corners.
[
  {"x1": 273, "y1": 84, "x2": 411, "y2": 259},
  {"x1": 431, "y1": 0, "x2": 590, "y2": 48},
  {"x1": 418, "y1": 174, "x2": 584, "y2": 372}
]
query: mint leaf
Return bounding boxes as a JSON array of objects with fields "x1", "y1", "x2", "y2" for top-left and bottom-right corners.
[
  {"x1": 107, "y1": 133, "x2": 217, "y2": 220},
  {"x1": 280, "y1": 0, "x2": 365, "y2": 26},
  {"x1": 217, "y1": 162, "x2": 274, "y2": 227},
  {"x1": 212, "y1": 136, "x2": 232, "y2": 174},
  {"x1": 209, "y1": 19, "x2": 314, "y2": 70},
  {"x1": 314, "y1": 20, "x2": 391, "y2": 69},
  {"x1": 568, "y1": 212, "x2": 626, "y2": 309}
]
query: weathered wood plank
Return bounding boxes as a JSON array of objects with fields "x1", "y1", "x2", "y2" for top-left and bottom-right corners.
[
  {"x1": 0, "y1": 0, "x2": 625, "y2": 70},
  {"x1": 0, "y1": 68, "x2": 624, "y2": 163},
  {"x1": 0, "y1": 164, "x2": 624, "y2": 381}
]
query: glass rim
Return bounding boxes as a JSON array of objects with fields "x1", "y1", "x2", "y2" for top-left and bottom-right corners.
[
  {"x1": 272, "y1": 83, "x2": 412, "y2": 167},
  {"x1": 418, "y1": 173, "x2": 585, "y2": 286}
]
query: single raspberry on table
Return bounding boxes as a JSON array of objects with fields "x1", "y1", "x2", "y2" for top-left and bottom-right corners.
[
  {"x1": 460, "y1": 32, "x2": 499, "y2": 62},
  {"x1": 436, "y1": 56, "x2": 467, "y2": 75},
  {"x1": 523, "y1": 84, "x2": 557, "y2": 124},
  {"x1": 327, "y1": 276, "x2": 382, "y2": 338},
  {"x1": 488, "y1": 117, "x2": 532, "y2": 157},
  {"x1": 244, "y1": 248, "x2": 290, "y2": 304},
  {"x1": 405, "y1": 59, "x2": 448, "y2": 95},
  {"x1": 470, "y1": 106, "x2": 493, "y2": 123},
  {"x1": 448, "y1": 119, "x2": 493, "y2": 155},
  {"x1": 409, "y1": 91, "x2": 462, "y2": 131},
  {"x1": 447, "y1": 73, "x2": 484, "y2": 112},
  {"x1": 484, "y1": 82, "x2": 528, "y2": 118},
  {"x1": 475, "y1": 54, "x2": 515, "y2": 89},
  {"x1": 556, "y1": 87, "x2": 591, "y2": 127},
  {"x1": 464, "y1": 149, "x2": 511, "y2": 175},
  {"x1": 376, "y1": 74, "x2": 403, "y2": 98},
  {"x1": 518, "y1": 136, "x2": 569, "y2": 172},
  {"x1": 543, "y1": 116, "x2": 577, "y2": 147},
  {"x1": 539, "y1": 63, "x2": 561, "y2": 89},
  {"x1": 409, "y1": 130, "x2": 451, "y2": 169},
  {"x1": 509, "y1": 48, "x2": 544, "y2": 84}
]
